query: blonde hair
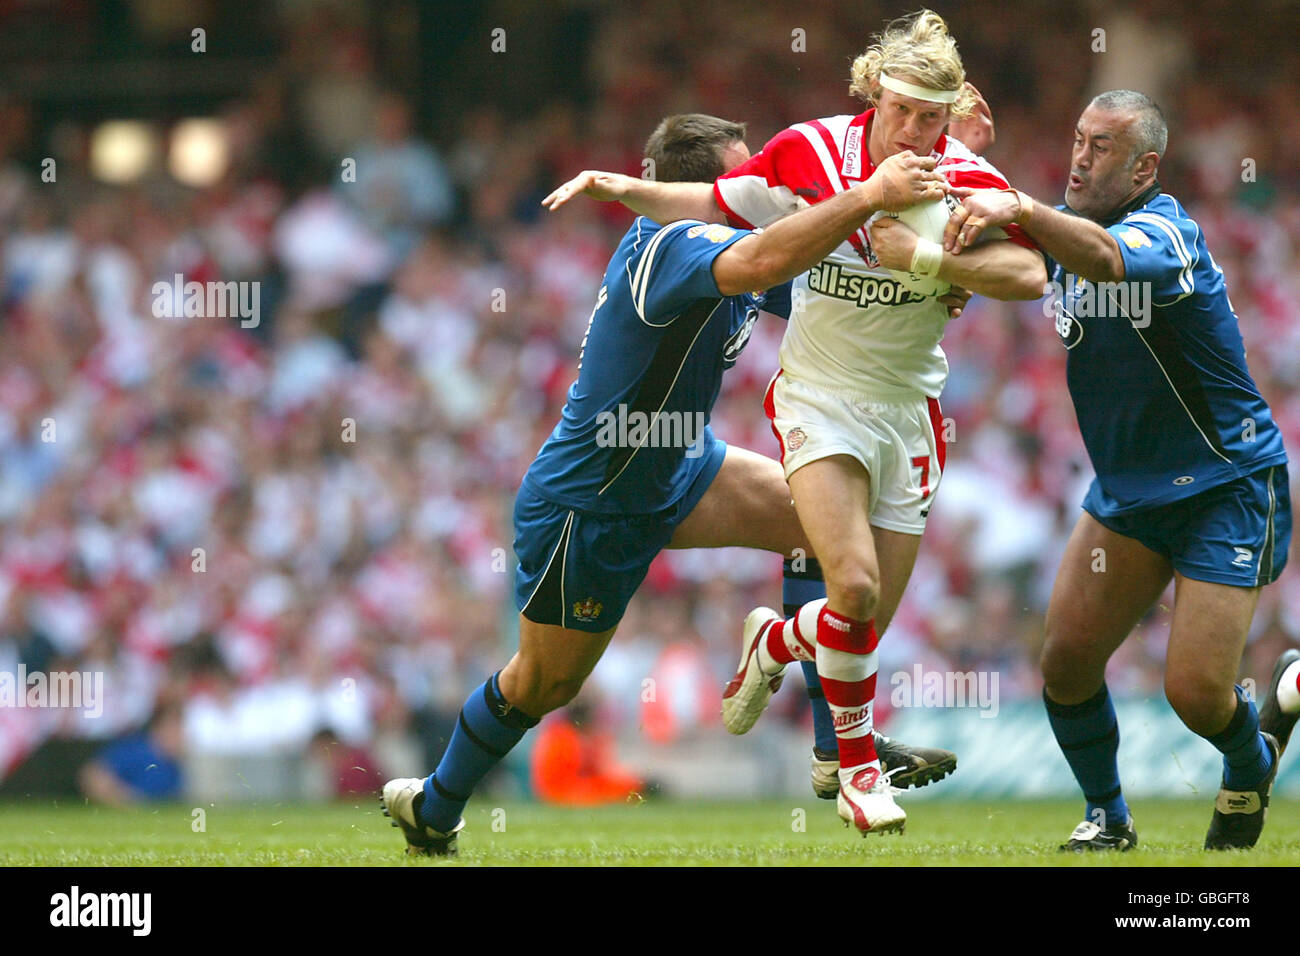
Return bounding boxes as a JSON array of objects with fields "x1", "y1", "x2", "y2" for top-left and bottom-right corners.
[{"x1": 849, "y1": 10, "x2": 975, "y2": 119}]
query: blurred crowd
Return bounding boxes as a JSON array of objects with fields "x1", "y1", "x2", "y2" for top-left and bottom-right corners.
[{"x1": 2, "y1": 0, "x2": 1299, "y2": 798}]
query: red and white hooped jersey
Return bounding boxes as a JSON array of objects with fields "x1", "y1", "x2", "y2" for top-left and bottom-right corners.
[{"x1": 714, "y1": 109, "x2": 1036, "y2": 399}]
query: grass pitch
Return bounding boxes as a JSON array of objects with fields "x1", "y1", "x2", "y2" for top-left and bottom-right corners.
[{"x1": 2, "y1": 797, "x2": 1299, "y2": 866}]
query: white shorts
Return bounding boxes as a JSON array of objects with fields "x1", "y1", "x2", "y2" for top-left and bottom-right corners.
[{"x1": 762, "y1": 370, "x2": 948, "y2": 535}]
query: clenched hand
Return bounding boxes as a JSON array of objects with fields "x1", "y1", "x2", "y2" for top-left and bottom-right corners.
[
  {"x1": 866, "y1": 151, "x2": 949, "y2": 213},
  {"x1": 867, "y1": 216, "x2": 920, "y2": 272},
  {"x1": 943, "y1": 186, "x2": 1023, "y2": 254}
]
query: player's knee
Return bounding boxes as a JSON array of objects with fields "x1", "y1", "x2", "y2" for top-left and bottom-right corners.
[
  {"x1": 540, "y1": 675, "x2": 586, "y2": 713},
  {"x1": 517, "y1": 680, "x2": 582, "y2": 717},
  {"x1": 1039, "y1": 637, "x2": 1068, "y2": 689},
  {"x1": 1164, "y1": 670, "x2": 1231, "y2": 735},
  {"x1": 826, "y1": 563, "x2": 880, "y2": 620},
  {"x1": 1040, "y1": 627, "x2": 1096, "y2": 701},
  {"x1": 511, "y1": 667, "x2": 586, "y2": 715},
  {"x1": 501, "y1": 658, "x2": 583, "y2": 717}
]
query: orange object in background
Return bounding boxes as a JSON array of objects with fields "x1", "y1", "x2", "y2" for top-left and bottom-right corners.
[
  {"x1": 640, "y1": 640, "x2": 718, "y2": 744},
  {"x1": 530, "y1": 712, "x2": 644, "y2": 805}
]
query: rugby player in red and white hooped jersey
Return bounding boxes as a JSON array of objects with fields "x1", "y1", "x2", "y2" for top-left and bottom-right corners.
[{"x1": 545, "y1": 10, "x2": 1045, "y2": 833}]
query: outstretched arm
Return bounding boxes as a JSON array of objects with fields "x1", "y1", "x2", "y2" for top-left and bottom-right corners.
[
  {"x1": 868, "y1": 216, "x2": 1046, "y2": 301},
  {"x1": 943, "y1": 188, "x2": 1125, "y2": 283},
  {"x1": 542, "y1": 172, "x2": 722, "y2": 225}
]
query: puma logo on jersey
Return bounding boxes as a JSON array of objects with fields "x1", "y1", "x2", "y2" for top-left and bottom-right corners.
[{"x1": 793, "y1": 179, "x2": 829, "y2": 202}]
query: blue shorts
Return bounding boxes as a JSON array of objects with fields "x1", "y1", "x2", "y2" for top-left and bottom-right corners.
[
  {"x1": 1083, "y1": 464, "x2": 1291, "y2": 587},
  {"x1": 513, "y1": 441, "x2": 727, "y2": 632}
]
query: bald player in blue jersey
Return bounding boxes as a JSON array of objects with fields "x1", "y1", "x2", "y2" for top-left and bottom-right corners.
[
  {"x1": 379, "y1": 114, "x2": 957, "y2": 856},
  {"x1": 946, "y1": 90, "x2": 1292, "y2": 852}
]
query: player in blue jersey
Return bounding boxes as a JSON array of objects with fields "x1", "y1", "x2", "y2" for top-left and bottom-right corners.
[
  {"x1": 945, "y1": 90, "x2": 1292, "y2": 851},
  {"x1": 379, "y1": 113, "x2": 958, "y2": 855}
]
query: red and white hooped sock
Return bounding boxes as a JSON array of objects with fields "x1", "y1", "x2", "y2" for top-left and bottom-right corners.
[
  {"x1": 814, "y1": 604, "x2": 879, "y2": 784},
  {"x1": 760, "y1": 599, "x2": 824, "y2": 668}
]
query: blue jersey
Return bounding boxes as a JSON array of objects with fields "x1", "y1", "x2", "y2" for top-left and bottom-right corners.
[
  {"x1": 524, "y1": 217, "x2": 791, "y2": 515},
  {"x1": 1049, "y1": 188, "x2": 1287, "y2": 515}
]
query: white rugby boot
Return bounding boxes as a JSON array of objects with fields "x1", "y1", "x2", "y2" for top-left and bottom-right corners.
[
  {"x1": 837, "y1": 765, "x2": 906, "y2": 836},
  {"x1": 380, "y1": 777, "x2": 465, "y2": 857},
  {"x1": 721, "y1": 607, "x2": 786, "y2": 734}
]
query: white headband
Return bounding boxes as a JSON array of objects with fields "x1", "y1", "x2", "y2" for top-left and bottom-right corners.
[{"x1": 878, "y1": 72, "x2": 958, "y2": 104}]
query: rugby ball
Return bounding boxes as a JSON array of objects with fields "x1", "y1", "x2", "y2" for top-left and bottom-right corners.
[{"x1": 885, "y1": 193, "x2": 958, "y2": 297}]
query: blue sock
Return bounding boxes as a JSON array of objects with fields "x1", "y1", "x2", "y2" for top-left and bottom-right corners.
[
  {"x1": 801, "y1": 662, "x2": 837, "y2": 755},
  {"x1": 1044, "y1": 684, "x2": 1130, "y2": 828},
  {"x1": 1206, "y1": 685, "x2": 1274, "y2": 790},
  {"x1": 783, "y1": 557, "x2": 836, "y2": 756},
  {"x1": 419, "y1": 672, "x2": 539, "y2": 833}
]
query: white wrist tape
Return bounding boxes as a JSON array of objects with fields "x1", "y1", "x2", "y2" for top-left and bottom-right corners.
[{"x1": 909, "y1": 237, "x2": 944, "y2": 278}]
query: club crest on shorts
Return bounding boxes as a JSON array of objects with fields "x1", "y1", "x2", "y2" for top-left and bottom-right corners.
[
  {"x1": 786, "y1": 427, "x2": 807, "y2": 451},
  {"x1": 571, "y1": 597, "x2": 604, "y2": 622}
]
